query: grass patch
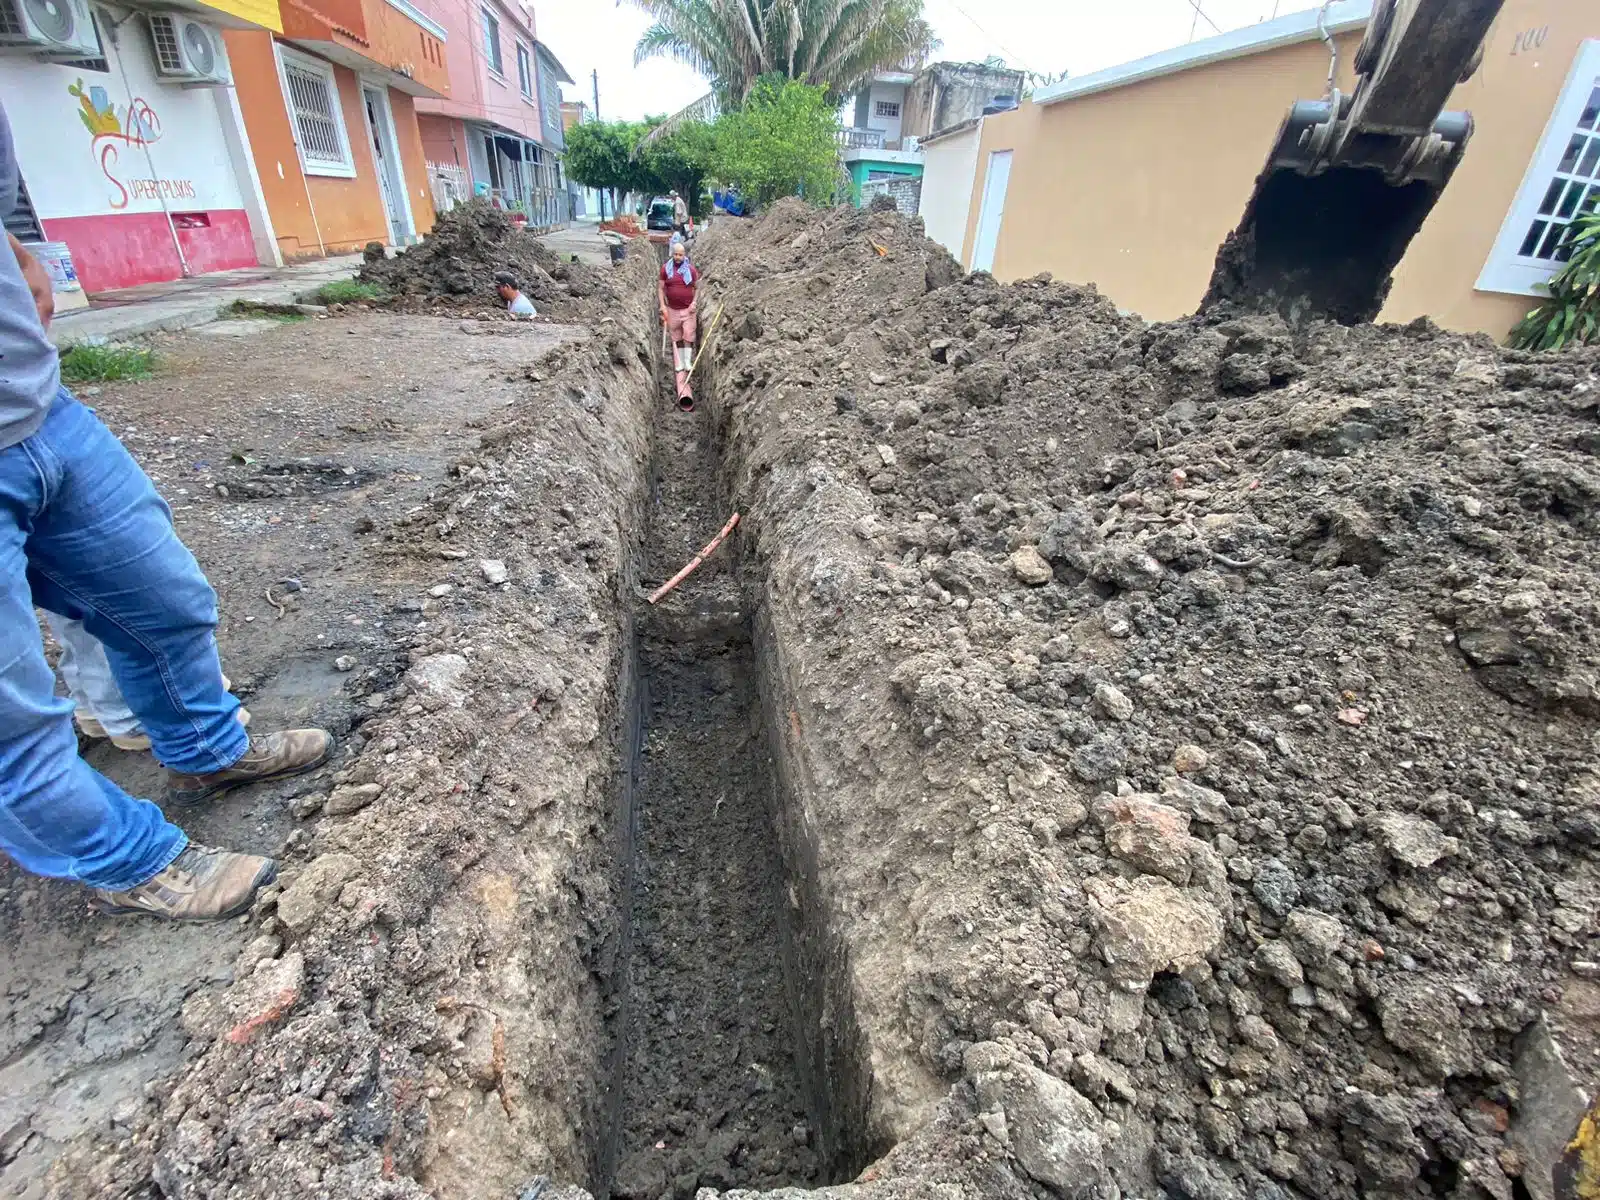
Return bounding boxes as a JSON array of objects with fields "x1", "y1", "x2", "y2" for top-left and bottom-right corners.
[
  {"x1": 226, "y1": 306, "x2": 307, "y2": 324},
  {"x1": 60, "y1": 343, "x2": 155, "y2": 384},
  {"x1": 314, "y1": 280, "x2": 386, "y2": 305}
]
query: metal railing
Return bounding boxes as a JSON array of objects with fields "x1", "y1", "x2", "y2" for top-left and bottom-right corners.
[{"x1": 837, "y1": 127, "x2": 886, "y2": 150}]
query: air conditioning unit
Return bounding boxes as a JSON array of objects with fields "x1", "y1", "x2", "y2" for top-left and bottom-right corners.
[
  {"x1": 147, "y1": 11, "x2": 230, "y2": 84},
  {"x1": 0, "y1": 0, "x2": 103, "y2": 59}
]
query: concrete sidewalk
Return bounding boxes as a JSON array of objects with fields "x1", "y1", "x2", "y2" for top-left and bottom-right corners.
[
  {"x1": 538, "y1": 221, "x2": 612, "y2": 268},
  {"x1": 49, "y1": 254, "x2": 363, "y2": 346},
  {"x1": 49, "y1": 223, "x2": 614, "y2": 345}
]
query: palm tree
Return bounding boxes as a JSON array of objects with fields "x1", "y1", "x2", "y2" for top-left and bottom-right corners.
[{"x1": 629, "y1": 0, "x2": 938, "y2": 106}]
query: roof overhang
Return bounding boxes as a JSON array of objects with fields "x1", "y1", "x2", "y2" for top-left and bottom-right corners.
[
  {"x1": 119, "y1": 0, "x2": 281, "y2": 32},
  {"x1": 1035, "y1": 0, "x2": 1373, "y2": 106},
  {"x1": 842, "y1": 147, "x2": 922, "y2": 166},
  {"x1": 286, "y1": 37, "x2": 448, "y2": 96},
  {"x1": 468, "y1": 119, "x2": 560, "y2": 152}
]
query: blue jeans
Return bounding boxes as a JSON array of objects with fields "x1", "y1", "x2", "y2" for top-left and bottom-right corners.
[
  {"x1": 0, "y1": 391, "x2": 248, "y2": 890},
  {"x1": 46, "y1": 613, "x2": 143, "y2": 738}
]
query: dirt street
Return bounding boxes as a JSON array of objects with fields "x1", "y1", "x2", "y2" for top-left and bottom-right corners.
[
  {"x1": 3, "y1": 204, "x2": 1597, "y2": 1200},
  {"x1": 3, "y1": 312, "x2": 580, "y2": 1198}
]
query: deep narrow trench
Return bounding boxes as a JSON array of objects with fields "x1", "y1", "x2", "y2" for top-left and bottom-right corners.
[{"x1": 599, "y1": 337, "x2": 833, "y2": 1199}]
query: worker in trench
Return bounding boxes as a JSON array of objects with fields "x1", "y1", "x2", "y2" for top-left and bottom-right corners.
[
  {"x1": 658, "y1": 234, "x2": 700, "y2": 412},
  {"x1": 670, "y1": 190, "x2": 691, "y2": 240},
  {"x1": 0, "y1": 100, "x2": 332, "y2": 923},
  {"x1": 494, "y1": 271, "x2": 536, "y2": 318}
]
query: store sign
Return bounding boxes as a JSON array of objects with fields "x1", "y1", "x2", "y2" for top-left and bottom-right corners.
[{"x1": 70, "y1": 79, "x2": 197, "y2": 210}]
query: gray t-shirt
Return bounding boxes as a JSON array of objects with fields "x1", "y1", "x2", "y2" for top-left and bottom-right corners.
[{"x1": 0, "y1": 102, "x2": 62, "y2": 451}]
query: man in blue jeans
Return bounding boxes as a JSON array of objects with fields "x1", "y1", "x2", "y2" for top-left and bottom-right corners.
[{"x1": 0, "y1": 103, "x2": 331, "y2": 921}]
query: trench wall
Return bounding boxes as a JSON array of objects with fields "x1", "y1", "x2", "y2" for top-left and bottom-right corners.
[{"x1": 46, "y1": 249, "x2": 664, "y2": 1200}]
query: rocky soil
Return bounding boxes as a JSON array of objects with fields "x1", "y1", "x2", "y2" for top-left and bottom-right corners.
[
  {"x1": 12, "y1": 197, "x2": 1599, "y2": 1200},
  {"x1": 682, "y1": 201, "x2": 1600, "y2": 1200},
  {"x1": 37, "y1": 252, "x2": 661, "y2": 1200}
]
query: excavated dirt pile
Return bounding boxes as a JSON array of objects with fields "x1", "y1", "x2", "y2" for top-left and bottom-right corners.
[
  {"x1": 359, "y1": 201, "x2": 617, "y2": 319},
  {"x1": 29, "y1": 200, "x2": 1600, "y2": 1200},
  {"x1": 683, "y1": 201, "x2": 1600, "y2": 1200}
]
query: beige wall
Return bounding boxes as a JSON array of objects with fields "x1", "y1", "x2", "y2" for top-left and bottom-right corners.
[{"x1": 963, "y1": 0, "x2": 1595, "y2": 339}]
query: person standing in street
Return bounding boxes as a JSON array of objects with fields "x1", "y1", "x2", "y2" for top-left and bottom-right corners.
[
  {"x1": 670, "y1": 190, "x2": 690, "y2": 240},
  {"x1": 658, "y1": 235, "x2": 700, "y2": 412},
  {"x1": 0, "y1": 100, "x2": 331, "y2": 922}
]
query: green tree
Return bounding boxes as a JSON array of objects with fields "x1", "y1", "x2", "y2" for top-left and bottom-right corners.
[
  {"x1": 1509, "y1": 208, "x2": 1600, "y2": 351},
  {"x1": 640, "y1": 120, "x2": 717, "y2": 216},
  {"x1": 629, "y1": 0, "x2": 937, "y2": 105},
  {"x1": 568, "y1": 115, "x2": 720, "y2": 215},
  {"x1": 564, "y1": 119, "x2": 634, "y2": 214},
  {"x1": 565, "y1": 119, "x2": 661, "y2": 214},
  {"x1": 711, "y1": 76, "x2": 841, "y2": 208}
]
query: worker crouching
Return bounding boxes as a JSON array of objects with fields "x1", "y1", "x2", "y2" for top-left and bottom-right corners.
[{"x1": 658, "y1": 236, "x2": 699, "y2": 412}]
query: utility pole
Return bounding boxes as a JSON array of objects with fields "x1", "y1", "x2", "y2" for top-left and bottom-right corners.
[{"x1": 592, "y1": 69, "x2": 606, "y2": 222}]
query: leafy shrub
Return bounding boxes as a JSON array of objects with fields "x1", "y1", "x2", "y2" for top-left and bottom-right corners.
[
  {"x1": 315, "y1": 280, "x2": 386, "y2": 305},
  {"x1": 1509, "y1": 208, "x2": 1600, "y2": 351}
]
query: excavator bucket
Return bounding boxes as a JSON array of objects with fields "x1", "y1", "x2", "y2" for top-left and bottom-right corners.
[{"x1": 1202, "y1": 98, "x2": 1472, "y2": 324}]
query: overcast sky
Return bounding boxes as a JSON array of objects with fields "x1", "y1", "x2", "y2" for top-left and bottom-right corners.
[{"x1": 535, "y1": 0, "x2": 1306, "y2": 121}]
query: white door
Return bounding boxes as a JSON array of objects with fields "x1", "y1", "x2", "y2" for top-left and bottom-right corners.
[
  {"x1": 363, "y1": 87, "x2": 406, "y2": 245},
  {"x1": 971, "y1": 149, "x2": 1013, "y2": 273}
]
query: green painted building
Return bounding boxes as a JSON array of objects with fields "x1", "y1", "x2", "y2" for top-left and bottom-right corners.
[
  {"x1": 838, "y1": 144, "x2": 928, "y2": 208},
  {"x1": 844, "y1": 155, "x2": 924, "y2": 206}
]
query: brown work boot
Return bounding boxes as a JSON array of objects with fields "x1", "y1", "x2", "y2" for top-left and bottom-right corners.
[
  {"x1": 91, "y1": 844, "x2": 277, "y2": 921},
  {"x1": 168, "y1": 728, "x2": 333, "y2": 804}
]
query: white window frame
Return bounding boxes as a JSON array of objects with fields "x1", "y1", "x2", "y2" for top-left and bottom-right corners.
[
  {"x1": 275, "y1": 45, "x2": 356, "y2": 179},
  {"x1": 480, "y1": 6, "x2": 503, "y2": 78},
  {"x1": 515, "y1": 40, "x2": 533, "y2": 100},
  {"x1": 1478, "y1": 39, "x2": 1600, "y2": 297},
  {"x1": 874, "y1": 99, "x2": 901, "y2": 119}
]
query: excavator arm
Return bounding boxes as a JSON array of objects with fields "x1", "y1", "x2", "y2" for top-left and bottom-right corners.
[{"x1": 1202, "y1": 0, "x2": 1504, "y2": 324}]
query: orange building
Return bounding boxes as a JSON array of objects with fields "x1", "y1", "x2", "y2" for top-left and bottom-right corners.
[{"x1": 223, "y1": 0, "x2": 450, "y2": 260}]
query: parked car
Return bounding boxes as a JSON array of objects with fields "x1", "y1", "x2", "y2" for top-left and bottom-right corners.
[{"x1": 646, "y1": 197, "x2": 676, "y2": 232}]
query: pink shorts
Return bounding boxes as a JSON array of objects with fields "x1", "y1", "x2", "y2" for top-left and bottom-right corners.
[{"x1": 666, "y1": 305, "x2": 697, "y2": 346}]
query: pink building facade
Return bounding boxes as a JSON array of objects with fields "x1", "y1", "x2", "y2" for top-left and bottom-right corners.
[{"x1": 412, "y1": 0, "x2": 570, "y2": 229}]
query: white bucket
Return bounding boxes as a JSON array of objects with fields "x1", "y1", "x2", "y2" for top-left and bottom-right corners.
[{"x1": 26, "y1": 242, "x2": 84, "y2": 294}]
